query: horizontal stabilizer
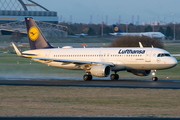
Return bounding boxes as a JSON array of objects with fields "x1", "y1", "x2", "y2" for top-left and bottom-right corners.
[{"x1": 11, "y1": 42, "x2": 22, "y2": 57}]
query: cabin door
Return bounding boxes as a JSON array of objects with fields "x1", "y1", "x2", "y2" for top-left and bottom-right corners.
[
  {"x1": 145, "y1": 50, "x2": 152, "y2": 62},
  {"x1": 45, "y1": 51, "x2": 51, "y2": 58}
]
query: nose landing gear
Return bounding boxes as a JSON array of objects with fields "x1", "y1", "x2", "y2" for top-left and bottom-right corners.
[{"x1": 152, "y1": 70, "x2": 158, "y2": 81}]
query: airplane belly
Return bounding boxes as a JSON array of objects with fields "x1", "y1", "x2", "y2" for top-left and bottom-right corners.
[
  {"x1": 111, "y1": 64, "x2": 126, "y2": 71},
  {"x1": 110, "y1": 61, "x2": 126, "y2": 71}
]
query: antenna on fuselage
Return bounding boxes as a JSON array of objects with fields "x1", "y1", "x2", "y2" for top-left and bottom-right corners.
[{"x1": 139, "y1": 42, "x2": 143, "y2": 48}]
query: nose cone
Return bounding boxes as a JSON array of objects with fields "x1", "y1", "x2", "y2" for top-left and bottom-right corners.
[
  {"x1": 170, "y1": 57, "x2": 178, "y2": 68},
  {"x1": 163, "y1": 57, "x2": 178, "y2": 69}
]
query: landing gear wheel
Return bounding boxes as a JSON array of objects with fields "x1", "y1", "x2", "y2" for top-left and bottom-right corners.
[
  {"x1": 88, "y1": 75, "x2": 92, "y2": 80},
  {"x1": 83, "y1": 75, "x2": 92, "y2": 81},
  {"x1": 151, "y1": 70, "x2": 158, "y2": 81},
  {"x1": 115, "y1": 74, "x2": 119, "y2": 80},
  {"x1": 152, "y1": 77, "x2": 158, "y2": 81},
  {"x1": 110, "y1": 74, "x2": 119, "y2": 80}
]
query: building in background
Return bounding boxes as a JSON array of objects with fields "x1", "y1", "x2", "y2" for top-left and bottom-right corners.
[
  {"x1": 142, "y1": 21, "x2": 167, "y2": 26},
  {"x1": 0, "y1": 0, "x2": 67, "y2": 37},
  {"x1": 0, "y1": 0, "x2": 58, "y2": 24}
]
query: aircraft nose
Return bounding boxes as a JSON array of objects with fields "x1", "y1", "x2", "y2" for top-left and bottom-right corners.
[{"x1": 171, "y1": 57, "x2": 178, "y2": 68}]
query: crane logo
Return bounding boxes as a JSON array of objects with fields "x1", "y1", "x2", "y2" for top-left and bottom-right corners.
[
  {"x1": 29, "y1": 26, "x2": 39, "y2": 41},
  {"x1": 114, "y1": 27, "x2": 119, "y2": 31}
]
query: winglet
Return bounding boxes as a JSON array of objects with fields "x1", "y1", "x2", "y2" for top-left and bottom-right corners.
[
  {"x1": 139, "y1": 42, "x2": 143, "y2": 48},
  {"x1": 12, "y1": 42, "x2": 22, "y2": 57}
]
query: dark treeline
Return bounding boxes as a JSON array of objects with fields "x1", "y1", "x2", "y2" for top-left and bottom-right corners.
[{"x1": 60, "y1": 22, "x2": 180, "y2": 39}]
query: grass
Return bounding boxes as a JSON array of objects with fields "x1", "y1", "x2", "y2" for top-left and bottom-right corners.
[
  {"x1": 0, "y1": 86, "x2": 180, "y2": 117},
  {"x1": 164, "y1": 44, "x2": 180, "y2": 54}
]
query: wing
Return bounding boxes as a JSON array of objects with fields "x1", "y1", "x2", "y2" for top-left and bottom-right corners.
[{"x1": 32, "y1": 57, "x2": 115, "y2": 66}]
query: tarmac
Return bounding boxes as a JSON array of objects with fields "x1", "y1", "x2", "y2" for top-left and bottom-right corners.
[{"x1": 0, "y1": 77, "x2": 180, "y2": 89}]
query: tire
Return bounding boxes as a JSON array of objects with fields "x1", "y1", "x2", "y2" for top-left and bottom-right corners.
[
  {"x1": 110, "y1": 74, "x2": 119, "y2": 80},
  {"x1": 115, "y1": 74, "x2": 119, "y2": 80},
  {"x1": 88, "y1": 75, "x2": 92, "y2": 80},
  {"x1": 83, "y1": 75, "x2": 89, "y2": 81},
  {"x1": 152, "y1": 77, "x2": 158, "y2": 81},
  {"x1": 110, "y1": 74, "x2": 116, "y2": 80},
  {"x1": 83, "y1": 75, "x2": 92, "y2": 81}
]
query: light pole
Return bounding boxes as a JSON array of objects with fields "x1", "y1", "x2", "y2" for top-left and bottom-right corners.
[
  {"x1": 172, "y1": 14, "x2": 175, "y2": 41},
  {"x1": 126, "y1": 22, "x2": 128, "y2": 33},
  {"x1": 101, "y1": 21, "x2": 104, "y2": 37},
  {"x1": 152, "y1": 22, "x2": 154, "y2": 38},
  {"x1": 174, "y1": 22, "x2": 175, "y2": 41}
]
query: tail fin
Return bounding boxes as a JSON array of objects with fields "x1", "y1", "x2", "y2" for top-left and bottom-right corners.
[
  {"x1": 25, "y1": 17, "x2": 53, "y2": 50},
  {"x1": 113, "y1": 24, "x2": 123, "y2": 33}
]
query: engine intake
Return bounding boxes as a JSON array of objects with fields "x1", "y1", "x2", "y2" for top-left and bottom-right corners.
[
  {"x1": 127, "y1": 70, "x2": 151, "y2": 76},
  {"x1": 90, "y1": 65, "x2": 111, "y2": 77}
]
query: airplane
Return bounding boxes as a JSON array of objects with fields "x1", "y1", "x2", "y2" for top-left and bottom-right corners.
[
  {"x1": 68, "y1": 33, "x2": 89, "y2": 38},
  {"x1": 74, "y1": 33, "x2": 88, "y2": 37},
  {"x1": 109, "y1": 25, "x2": 165, "y2": 39},
  {"x1": 12, "y1": 17, "x2": 178, "y2": 81}
]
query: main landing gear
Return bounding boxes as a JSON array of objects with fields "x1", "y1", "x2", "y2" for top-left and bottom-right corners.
[
  {"x1": 152, "y1": 70, "x2": 158, "y2": 81},
  {"x1": 110, "y1": 71, "x2": 119, "y2": 80},
  {"x1": 83, "y1": 73, "x2": 92, "y2": 81}
]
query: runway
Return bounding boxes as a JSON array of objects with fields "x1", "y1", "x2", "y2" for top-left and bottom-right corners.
[{"x1": 0, "y1": 77, "x2": 180, "y2": 89}]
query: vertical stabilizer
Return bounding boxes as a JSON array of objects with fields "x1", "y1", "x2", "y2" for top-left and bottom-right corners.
[
  {"x1": 25, "y1": 17, "x2": 53, "y2": 50},
  {"x1": 113, "y1": 24, "x2": 123, "y2": 33}
]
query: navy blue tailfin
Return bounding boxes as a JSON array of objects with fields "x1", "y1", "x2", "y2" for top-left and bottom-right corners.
[
  {"x1": 25, "y1": 17, "x2": 53, "y2": 50},
  {"x1": 113, "y1": 24, "x2": 123, "y2": 33}
]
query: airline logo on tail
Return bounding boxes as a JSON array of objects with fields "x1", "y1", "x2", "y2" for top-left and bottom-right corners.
[
  {"x1": 28, "y1": 26, "x2": 39, "y2": 41},
  {"x1": 114, "y1": 27, "x2": 119, "y2": 31},
  {"x1": 113, "y1": 25, "x2": 123, "y2": 33}
]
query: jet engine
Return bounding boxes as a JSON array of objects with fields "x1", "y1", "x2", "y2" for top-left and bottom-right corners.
[
  {"x1": 90, "y1": 65, "x2": 111, "y2": 77},
  {"x1": 127, "y1": 70, "x2": 151, "y2": 76}
]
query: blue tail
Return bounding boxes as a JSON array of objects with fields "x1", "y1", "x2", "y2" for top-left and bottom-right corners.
[
  {"x1": 25, "y1": 17, "x2": 53, "y2": 50},
  {"x1": 113, "y1": 24, "x2": 123, "y2": 33}
]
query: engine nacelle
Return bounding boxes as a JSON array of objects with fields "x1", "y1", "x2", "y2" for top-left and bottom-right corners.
[
  {"x1": 127, "y1": 70, "x2": 151, "y2": 76},
  {"x1": 90, "y1": 65, "x2": 111, "y2": 77}
]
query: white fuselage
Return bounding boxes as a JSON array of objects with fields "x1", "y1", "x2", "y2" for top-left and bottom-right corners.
[
  {"x1": 110, "y1": 32, "x2": 165, "y2": 39},
  {"x1": 23, "y1": 47, "x2": 177, "y2": 71}
]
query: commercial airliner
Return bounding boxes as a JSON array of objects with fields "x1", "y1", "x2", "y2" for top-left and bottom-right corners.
[
  {"x1": 74, "y1": 33, "x2": 88, "y2": 37},
  {"x1": 12, "y1": 18, "x2": 177, "y2": 81},
  {"x1": 109, "y1": 25, "x2": 165, "y2": 39}
]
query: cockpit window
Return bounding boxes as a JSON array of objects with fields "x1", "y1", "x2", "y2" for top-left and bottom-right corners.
[
  {"x1": 165, "y1": 53, "x2": 171, "y2": 56},
  {"x1": 161, "y1": 54, "x2": 165, "y2": 57},
  {"x1": 157, "y1": 53, "x2": 171, "y2": 57}
]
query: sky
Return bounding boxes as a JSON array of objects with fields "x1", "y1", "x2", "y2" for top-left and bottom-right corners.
[{"x1": 35, "y1": 0, "x2": 180, "y2": 25}]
